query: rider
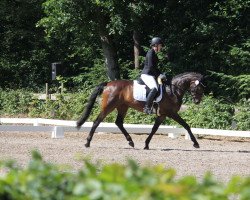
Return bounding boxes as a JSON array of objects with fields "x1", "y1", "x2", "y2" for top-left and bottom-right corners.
[{"x1": 141, "y1": 37, "x2": 164, "y2": 114}]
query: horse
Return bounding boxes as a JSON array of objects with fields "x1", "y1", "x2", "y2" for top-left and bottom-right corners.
[{"x1": 76, "y1": 72, "x2": 205, "y2": 149}]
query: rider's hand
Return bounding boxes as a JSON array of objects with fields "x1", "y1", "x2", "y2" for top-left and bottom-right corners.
[{"x1": 158, "y1": 74, "x2": 166, "y2": 81}]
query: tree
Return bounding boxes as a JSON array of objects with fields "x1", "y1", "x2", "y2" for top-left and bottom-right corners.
[
  {"x1": 0, "y1": 0, "x2": 50, "y2": 88},
  {"x1": 39, "y1": 0, "x2": 136, "y2": 80},
  {"x1": 158, "y1": 0, "x2": 249, "y2": 75},
  {"x1": 1, "y1": 0, "x2": 249, "y2": 89}
]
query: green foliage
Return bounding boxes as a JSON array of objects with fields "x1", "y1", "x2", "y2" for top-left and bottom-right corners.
[
  {"x1": 0, "y1": 89, "x2": 33, "y2": 116},
  {"x1": 0, "y1": 89, "x2": 248, "y2": 130},
  {"x1": 206, "y1": 71, "x2": 250, "y2": 102},
  {"x1": 71, "y1": 58, "x2": 109, "y2": 87},
  {"x1": 0, "y1": 0, "x2": 51, "y2": 89},
  {"x1": 233, "y1": 99, "x2": 250, "y2": 131},
  {"x1": 159, "y1": 0, "x2": 249, "y2": 74},
  {"x1": 1, "y1": 0, "x2": 249, "y2": 88},
  {"x1": 180, "y1": 96, "x2": 235, "y2": 129},
  {"x1": 210, "y1": 0, "x2": 250, "y2": 73},
  {"x1": 0, "y1": 151, "x2": 249, "y2": 200},
  {"x1": 28, "y1": 92, "x2": 92, "y2": 120}
]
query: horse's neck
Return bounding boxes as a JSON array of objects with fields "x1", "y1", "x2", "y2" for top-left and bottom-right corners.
[{"x1": 172, "y1": 79, "x2": 190, "y2": 99}]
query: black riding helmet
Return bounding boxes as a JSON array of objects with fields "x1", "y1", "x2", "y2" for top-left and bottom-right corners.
[{"x1": 150, "y1": 37, "x2": 163, "y2": 46}]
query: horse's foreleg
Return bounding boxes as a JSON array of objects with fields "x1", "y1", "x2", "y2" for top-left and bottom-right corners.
[
  {"x1": 115, "y1": 106, "x2": 134, "y2": 147},
  {"x1": 169, "y1": 113, "x2": 199, "y2": 148},
  {"x1": 144, "y1": 116, "x2": 165, "y2": 150}
]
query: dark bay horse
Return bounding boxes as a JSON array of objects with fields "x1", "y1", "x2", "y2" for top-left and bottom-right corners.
[{"x1": 76, "y1": 72, "x2": 205, "y2": 149}]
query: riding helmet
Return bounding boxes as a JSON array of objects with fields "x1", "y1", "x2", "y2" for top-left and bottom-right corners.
[{"x1": 150, "y1": 37, "x2": 163, "y2": 46}]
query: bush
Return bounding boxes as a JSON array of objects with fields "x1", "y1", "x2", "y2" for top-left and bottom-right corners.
[
  {"x1": 0, "y1": 89, "x2": 33, "y2": 116},
  {"x1": 28, "y1": 92, "x2": 92, "y2": 120},
  {"x1": 0, "y1": 88, "x2": 248, "y2": 130},
  {"x1": 0, "y1": 151, "x2": 250, "y2": 200},
  {"x1": 233, "y1": 99, "x2": 250, "y2": 131},
  {"x1": 206, "y1": 71, "x2": 250, "y2": 102},
  {"x1": 180, "y1": 96, "x2": 235, "y2": 129}
]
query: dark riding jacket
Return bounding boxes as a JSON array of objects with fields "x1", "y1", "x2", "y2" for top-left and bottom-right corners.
[{"x1": 141, "y1": 49, "x2": 161, "y2": 78}]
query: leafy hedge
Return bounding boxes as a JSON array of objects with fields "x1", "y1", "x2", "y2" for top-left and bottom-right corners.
[
  {"x1": 180, "y1": 96, "x2": 235, "y2": 130},
  {"x1": 0, "y1": 151, "x2": 250, "y2": 200},
  {"x1": 0, "y1": 89, "x2": 249, "y2": 130},
  {"x1": 233, "y1": 99, "x2": 250, "y2": 131},
  {"x1": 0, "y1": 89, "x2": 33, "y2": 116},
  {"x1": 206, "y1": 71, "x2": 250, "y2": 102}
]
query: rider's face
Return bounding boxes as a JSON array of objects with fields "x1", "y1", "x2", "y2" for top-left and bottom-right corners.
[{"x1": 156, "y1": 44, "x2": 162, "y2": 52}]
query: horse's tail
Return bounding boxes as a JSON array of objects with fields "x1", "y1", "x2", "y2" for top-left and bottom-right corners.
[{"x1": 76, "y1": 82, "x2": 107, "y2": 129}]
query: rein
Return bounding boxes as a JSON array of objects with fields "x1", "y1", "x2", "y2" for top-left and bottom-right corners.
[
  {"x1": 171, "y1": 80, "x2": 204, "y2": 98},
  {"x1": 171, "y1": 84, "x2": 185, "y2": 92}
]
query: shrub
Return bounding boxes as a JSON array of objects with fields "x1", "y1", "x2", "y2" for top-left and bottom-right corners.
[
  {"x1": 0, "y1": 89, "x2": 33, "y2": 116},
  {"x1": 180, "y1": 96, "x2": 235, "y2": 129},
  {"x1": 233, "y1": 99, "x2": 250, "y2": 131},
  {"x1": 0, "y1": 88, "x2": 248, "y2": 130},
  {"x1": 0, "y1": 151, "x2": 249, "y2": 200},
  {"x1": 206, "y1": 71, "x2": 250, "y2": 102}
]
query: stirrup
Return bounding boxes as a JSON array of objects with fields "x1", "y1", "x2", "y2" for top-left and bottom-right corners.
[{"x1": 143, "y1": 107, "x2": 153, "y2": 114}]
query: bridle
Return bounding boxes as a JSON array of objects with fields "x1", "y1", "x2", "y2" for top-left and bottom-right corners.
[
  {"x1": 190, "y1": 80, "x2": 205, "y2": 88},
  {"x1": 170, "y1": 79, "x2": 205, "y2": 97},
  {"x1": 189, "y1": 80, "x2": 205, "y2": 98}
]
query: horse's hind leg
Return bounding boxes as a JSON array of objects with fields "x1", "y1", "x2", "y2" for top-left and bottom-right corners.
[
  {"x1": 115, "y1": 106, "x2": 134, "y2": 147},
  {"x1": 85, "y1": 113, "x2": 105, "y2": 147},
  {"x1": 85, "y1": 106, "x2": 115, "y2": 147},
  {"x1": 84, "y1": 88, "x2": 118, "y2": 147}
]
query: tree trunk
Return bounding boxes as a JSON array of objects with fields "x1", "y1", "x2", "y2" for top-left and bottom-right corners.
[
  {"x1": 133, "y1": 30, "x2": 140, "y2": 69},
  {"x1": 99, "y1": 32, "x2": 120, "y2": 80}
]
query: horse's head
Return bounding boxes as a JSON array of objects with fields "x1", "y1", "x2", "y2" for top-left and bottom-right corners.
[
  {"x1": 189, "y1": 78, "x2": 205, "y2": 104},
  {"x1": 172, "y1": 72, "x2": 205, "y2": 104}
]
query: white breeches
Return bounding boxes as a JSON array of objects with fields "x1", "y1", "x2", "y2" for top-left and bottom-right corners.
[{"x1": 140, "y1": 74, "x2": 158, "y2": 91}]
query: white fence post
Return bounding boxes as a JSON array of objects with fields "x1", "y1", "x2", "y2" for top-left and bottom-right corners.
[
  {"x1": 52, "y1": 126, "x2": 64, "y2": 138},
  {"x1": 33, "y1": 118, "x2": 41, "y2": 126},
  {"x1": 168, "y1": 133, "x2": 181, "y2": 139}
]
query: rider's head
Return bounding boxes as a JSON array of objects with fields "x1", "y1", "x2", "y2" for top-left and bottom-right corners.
[{"x1": 150, "y1": 37, "x2": 163, "y2": 52}]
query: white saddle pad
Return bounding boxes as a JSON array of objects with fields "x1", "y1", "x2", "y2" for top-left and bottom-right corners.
[{"x1": 133, "y1": 80, "x2": 163, "y2": 102}]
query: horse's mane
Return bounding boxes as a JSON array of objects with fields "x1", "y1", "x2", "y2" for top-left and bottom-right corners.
[{"x1": 173, "y1": 72, "x2": 203, "y2": 80}]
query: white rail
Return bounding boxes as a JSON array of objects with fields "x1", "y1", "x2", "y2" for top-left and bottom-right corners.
[{"x1": 0, "y1": 118, "x2": 249, "y2": 139}]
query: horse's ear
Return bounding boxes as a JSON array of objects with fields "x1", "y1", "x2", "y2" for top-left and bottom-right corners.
[
  {"x1": 199, "y1": 75, "x2": 208, "y2": 87},
  {"x1": 199, "y1": 74, "x2": 209, "y2": 82},
  {"x1": 203, "y1": 75, "x2": 209, "y2": 80},
  {"x1": 201, "y1": 71, "x2": 212, "y2": 81}
]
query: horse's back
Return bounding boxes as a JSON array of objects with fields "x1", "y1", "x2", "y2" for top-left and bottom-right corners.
[
  {"x1": 105, "y1": 80, "x2": 133, "y2": 91},
  {"x1": 103, "y1": 80, "x2": 134, "y2": 103},
  {"x1": 107, "y1": 79, "x2": 133, "y2": 86}
]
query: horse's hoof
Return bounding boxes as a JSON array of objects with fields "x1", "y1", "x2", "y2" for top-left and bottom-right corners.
[
  {"x1": 193, "y1": 143, "x2": 200, "y2": 148},
  {"x1": 129, "y1": 141, "x2": 134, "y2": 148},
  {"x1": 76, "y1": 126, "x2": 81, "y2": 131},
  {"x1": 85, "y1": 143, "x2": 90, "y2": 148},
  {"x1": 144, "y1": 146, "x2": 149, "y2": 150}
]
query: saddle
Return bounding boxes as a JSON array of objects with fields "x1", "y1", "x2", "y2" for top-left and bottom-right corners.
[{"x1": 133, "y1": 78, "x2": 163, "y2": 102}]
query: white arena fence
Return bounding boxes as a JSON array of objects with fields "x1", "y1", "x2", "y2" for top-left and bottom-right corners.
[{"x1": 0, "y1": 118, "x2": 249, "y2": 140}]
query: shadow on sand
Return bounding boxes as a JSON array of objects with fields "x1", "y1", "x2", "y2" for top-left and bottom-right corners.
[{"x1": 161, "y1": 148, "x2": 250, "y2": 153}]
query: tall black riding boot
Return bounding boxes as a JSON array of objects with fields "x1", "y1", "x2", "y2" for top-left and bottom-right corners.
[{"x1": 143, "y1": 88, "x2": 158, "y2": 114}]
